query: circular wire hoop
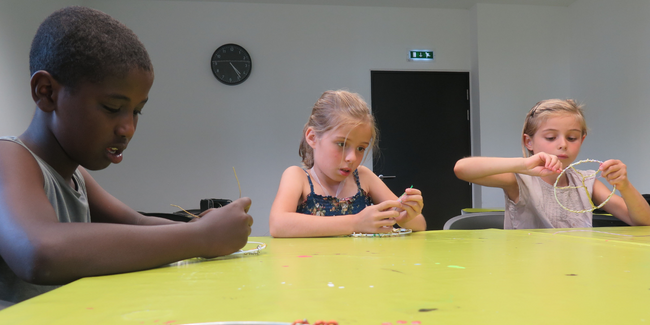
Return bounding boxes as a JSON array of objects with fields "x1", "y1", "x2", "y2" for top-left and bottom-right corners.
[
  {"x1": 168, "y1": 241, "x2": 267, "y2": 266},
  {"x1": 553, "y1": 159, "x2": 616, "y2": 213},
  {"x1": 350, "y1": 228, "x2": 412, "y2": 237}
]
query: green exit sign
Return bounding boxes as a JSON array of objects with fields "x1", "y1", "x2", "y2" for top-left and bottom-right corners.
[{"x1": 409, "y1": 50, "x2": 434, "y2": 61}]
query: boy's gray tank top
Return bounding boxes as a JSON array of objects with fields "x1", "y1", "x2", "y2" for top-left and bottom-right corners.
[{"x1": 0, "y1": 136, "x2": 90, "y2": 303}]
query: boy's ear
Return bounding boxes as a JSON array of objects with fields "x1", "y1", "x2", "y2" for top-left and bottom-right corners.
[
  {"x1": 305, "y1": 127, "x2": 318, "y2": 148},
  {"x1": 30, "y1": 70, "x2": 60, "y2": 113}
]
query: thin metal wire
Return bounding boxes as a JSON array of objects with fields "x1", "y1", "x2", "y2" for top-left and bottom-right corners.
[
  {"x1": 233, "y1": 166, "x2": 241, "y2": 199},
  {"x1": 350, "y1": 228, "x2": 412, "y2": 237},
  {"x1": 168, "y1": 241, "x2": 267, "y2": 267},
  {"x1": 553, "y1": 159, "x2": 616, "y2": 213},
  {"x1": 172, "y1": 167, "x2": 242, "y2": 218},
  {"x1": 170, "y1": 204, "x2": 199, "y2": 218}
]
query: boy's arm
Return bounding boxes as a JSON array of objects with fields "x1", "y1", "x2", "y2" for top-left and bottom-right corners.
[
  {"x1": 268, "y1": 166, "x2": 398, "y2": 237},
  {"x1": 596, "y1": 160, "x2": 650, "y2": 226},
  {"x1": 0, "y1": 145, "x2": 252, "y2": 285}
]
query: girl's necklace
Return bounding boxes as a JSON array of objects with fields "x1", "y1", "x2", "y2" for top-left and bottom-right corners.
[{"x1": 310, "y1": 167, "x2": 346, "y2": 198}]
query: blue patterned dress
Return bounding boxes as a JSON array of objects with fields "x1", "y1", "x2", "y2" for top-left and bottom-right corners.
[{"x1": 296, "y1": 169, "x2": 373, "y2": 216}]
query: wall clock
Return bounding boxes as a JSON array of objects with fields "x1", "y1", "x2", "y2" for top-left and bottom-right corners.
[{"x1": 210, "y1": 43, "x2": 252, "y2": 85}]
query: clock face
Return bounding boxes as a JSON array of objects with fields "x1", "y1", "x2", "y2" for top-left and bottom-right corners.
[{"x1": 211, "y1": 44, "x2": 252, "y2": 85}]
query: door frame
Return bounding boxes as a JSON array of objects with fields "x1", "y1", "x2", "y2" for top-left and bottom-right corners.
[{"x1": 370, "y1": 69, "x2": 477, "y2": 227}]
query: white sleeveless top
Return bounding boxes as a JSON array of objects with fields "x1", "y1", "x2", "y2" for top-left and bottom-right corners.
[
  {"x1": 0, "y1": 136, "x2": 90, "y2": 303},
  {"x1": 504, "y1": 168, "x2": 595, "y2": 229}
]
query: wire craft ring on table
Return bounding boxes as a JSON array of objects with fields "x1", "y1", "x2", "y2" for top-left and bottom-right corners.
[
  {"x1": 168, "y1": 241, "x2": 267, "y2": 266},
  {"x1": 553, "y1": 159, "x2": 616, "y2": 213},
  {"x1": 350, "y1": 228, "x2": 412, "y2": 237}
]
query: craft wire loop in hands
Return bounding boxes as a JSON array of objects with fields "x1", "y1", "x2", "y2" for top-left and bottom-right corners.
[{"x1": 553, "y1": 159, "x2": 616, "y2": 213}]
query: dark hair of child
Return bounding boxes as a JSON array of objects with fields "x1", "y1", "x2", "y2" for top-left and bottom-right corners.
[{"x1": 29, "y1": 6, "x2": 153, "y2": 91}]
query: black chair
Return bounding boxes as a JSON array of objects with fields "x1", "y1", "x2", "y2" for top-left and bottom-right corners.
[
  {"x1": 592, "y1": 208, "x2": 630, "y2": 227},
  {"x1": 139, "y1": 198, "x2": 233, "y2": 222},
  {"x1": 139, "y1": 211, "x2": 194, "y2": 222},
  {"x1": 0, "y1": 299, "x2": 14, "y2": 311}
]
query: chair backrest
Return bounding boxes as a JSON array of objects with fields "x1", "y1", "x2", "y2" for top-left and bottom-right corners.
[
  {"x1": 443, "y1": 212, "x2": 505, "y2": 230},
  {"x1": 0, "y1": 299, "x2": 14, "y2": 311}
]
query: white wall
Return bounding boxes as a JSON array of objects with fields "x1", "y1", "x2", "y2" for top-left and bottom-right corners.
[
  {"x1": 473, "y1": 0, "x2": 650, "y2": 209},
  {"x1": 474, "y1": 3, "x2": 571, "y2": 207},
  {"x1": 85, "y1": 0, "x2": 470, "y2": 235},
  {"x1": 4, "y1": 0, "x2": 649, "y2": 234},
  {"x1": 569, "y1": 0, "x2": 650, "y2": 196},
  {"x1": 0, "y1": 0, "x2": 80, "y2": 136}
]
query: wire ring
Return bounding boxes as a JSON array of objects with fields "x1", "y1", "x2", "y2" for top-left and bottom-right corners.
[
  {"x1": 553, "y1": 159, "x2": 616, "y2": 213},
  {"x1": 230, "y1": 241, "x2": 267, "y2": 256},
  {"x1": 168, "y1": 241, "x2": 267, "y2": 266},
  {"x1": 350, "y1": 228, "x2": 412, "y2": 237}
]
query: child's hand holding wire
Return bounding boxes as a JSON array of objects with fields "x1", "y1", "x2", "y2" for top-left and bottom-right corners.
[
  {"x1": 353, "y1": 201, "x2": 401, "y2": 233},
  {"x1": 394, "y1": 187, "x2": 424, "y2": 226},
  {"x1": 599, "y1": 159, "x2": 630, "y2": 190},
  {"x1": 192, "y1": 197, "x2": 253, "y2": 258},
  {"x1": 523, "y1": 152, "x2": 563, "y2": 177}
]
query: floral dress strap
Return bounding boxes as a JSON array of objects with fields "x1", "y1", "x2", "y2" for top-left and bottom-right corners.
[
  {"x1": 303, "y1": 169, "x2": 316, "y2": 195},
  {"x1": 296, "y1": 169, "x2": 371, "y2": 216}
]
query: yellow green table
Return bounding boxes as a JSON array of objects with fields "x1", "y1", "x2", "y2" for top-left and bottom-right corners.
[{"x1": 2, "y1": 228, "x2": 650, "y2": 324}]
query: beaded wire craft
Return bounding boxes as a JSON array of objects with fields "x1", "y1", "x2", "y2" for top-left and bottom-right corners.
[
  {"x1": 351, "y1": 187, "x2": 415, "y2": 237},
  {"x1": 168, "y1": 241, "x2": 267, "y2": 266},
  {"x1": 350, "y1": 228, "x2": 412, "y2": 237},
  {"x1": 553, "y1": 159, "x2": 616, "y2": 213}
]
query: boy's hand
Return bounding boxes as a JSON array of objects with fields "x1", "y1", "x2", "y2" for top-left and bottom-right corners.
[
  {"x1": 195, "y1": 197, "x2": 253, "y2": 258},
  {"x1": 395, "y1": 187, "x2": 423, "y2": 225},
  {"x1": 353, "y1": 201, "x2": 400, "y2": 234},
  {"x1": 523, "y1": 152, "x2": 563, "y2": 177},
  {"x1": 600, "y1": 159, "x2": 631, "y2": 190}
]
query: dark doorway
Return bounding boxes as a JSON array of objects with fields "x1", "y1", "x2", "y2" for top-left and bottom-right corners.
[{"x1": 371, "y1": 71, "x2": 471, "y2": 230}]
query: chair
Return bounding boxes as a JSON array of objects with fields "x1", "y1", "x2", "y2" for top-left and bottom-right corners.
[
  {"x1": 139, "y1": 211, "x2": 193, "y2": 222},
  {"x1": 443, "y1": 212, "x2": 505, "y2": 230},
  {"x1": 460, "y1": 207, "x2": 504, "y2": 215},
  {"x1": 0, "y1": 299, "x2": 14, "y2": 311},
  {"x1": 593, "y1": 212, "x2": 629, "y2": 227},
  {"x1": 139, "y1": 198, "x2": 233, "y2": 222}
]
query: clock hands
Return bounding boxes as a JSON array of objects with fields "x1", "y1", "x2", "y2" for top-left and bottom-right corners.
[
  {"x1": 211, "y1": 44, "x2": 251, "y2": 85},
  {"x1": 230, "y1": 62, "x2": 242, "y2": 78}
]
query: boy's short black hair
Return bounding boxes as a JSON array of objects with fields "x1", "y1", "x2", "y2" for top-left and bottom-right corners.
[{"x1": 29, "y1": 6, "x2": 153, "y2": 90}]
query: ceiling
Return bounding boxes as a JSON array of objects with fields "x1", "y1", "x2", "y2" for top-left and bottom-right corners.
[{"x1": 203, "y1": 0, "x2": 577, "y2": 9}]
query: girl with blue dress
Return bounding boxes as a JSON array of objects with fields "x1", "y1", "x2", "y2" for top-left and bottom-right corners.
[{"x1": 269, "y1": 90, "x2": 426, "y2": 237}]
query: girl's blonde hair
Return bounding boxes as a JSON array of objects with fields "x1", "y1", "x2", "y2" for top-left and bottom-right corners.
[
  {"x1": 299, "y1": 90, "x2": 379, "y2": 168},
  {"x1": 521, "y1": 99, "x2": 588, "y2": 157}
]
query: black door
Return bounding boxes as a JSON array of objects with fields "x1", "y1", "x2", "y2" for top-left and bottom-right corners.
[{"x1": 371, "y1": 71, "x2": 471, "y2": 230}]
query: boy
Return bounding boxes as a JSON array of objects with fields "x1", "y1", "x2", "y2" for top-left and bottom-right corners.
[{"x1": 0, "y1": 6, "x2": 253, "y2": 303}]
